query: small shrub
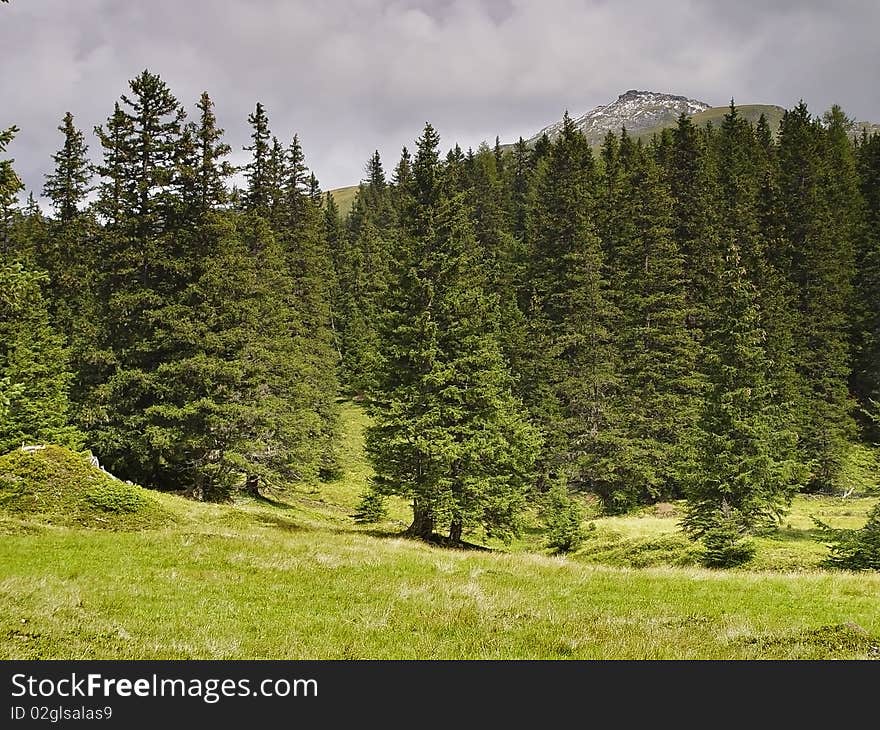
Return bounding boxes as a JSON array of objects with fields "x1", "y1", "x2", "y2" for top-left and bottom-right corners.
[
  {"x1": 544, "y1": 485, "x2": 584, "y2": 554},
  {"x1": 701, "y1": 513, "x2": 756, "y2": 568},
  {"x1": 353, "y1": 491, "x2": 387, "y2": 524},
  {"x1": 825, "y1": 504, "x2": 880, "y2": 571}
]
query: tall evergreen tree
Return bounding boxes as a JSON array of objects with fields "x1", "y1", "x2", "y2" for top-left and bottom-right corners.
[
  {"x1": 243, "y1": 102, "x2": 271, "y2": 213},
  {"x1": 683, "y1": 236, "x2": 802, "y2": 539},
  {"x1": 609, "y1": 143, "x2": 702, "y2": 507},
  {"x1": 777, "y1": 103, "x2": 857, "y2": 490},
  {"x1": 526, "y1": 113, "x2": 621, "y2": 503},
  {"x1": 367, "y1": 135, "x2": 540, "y2": 540},
  {"x1": 42, "y1": 112, "x2": 92, "y2": 222},
  {"x1": 89, "y1": 70, "x2": 189, "y2": 485},
  {"x1": 192, "y1": 92, "x2": 233, "y2": 213},
  {"x1": 853, "y1": 131, "x2": 880, "y2": 437},
  {"x1": 0, "y1": 126, "x2": 23, "y2": 249},
  {"x1": 0, "y1": 257, "x2": 80, "y2": 453}
]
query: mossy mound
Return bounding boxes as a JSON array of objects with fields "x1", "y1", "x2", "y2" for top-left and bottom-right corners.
[{"x1": 0, "y1": 445, "x2": 171, "y2": 530}]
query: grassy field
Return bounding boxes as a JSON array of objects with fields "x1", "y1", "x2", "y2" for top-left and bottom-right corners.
[{"x1": 1, "y1": 403, "x2": 878, "y2": 660}]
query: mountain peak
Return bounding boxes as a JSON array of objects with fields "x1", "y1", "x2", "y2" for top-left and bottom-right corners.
[{"x1": 529, "y1": 89, "x2": 712, "y2": 145}]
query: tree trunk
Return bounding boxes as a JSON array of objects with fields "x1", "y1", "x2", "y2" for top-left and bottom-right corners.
[
  {"x1": 407, "y1": 499, "x2": 434, "y2": 539},
  {"x1": 246, "y1": 474, "x2": 260, "y2": 498},
  {"x1": 449, "y1": 517, "x2": 463, "y2": 545}
]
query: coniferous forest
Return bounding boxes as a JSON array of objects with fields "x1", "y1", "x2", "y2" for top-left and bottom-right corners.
[{"x1": 2, "y1": 71, "x2": 880, "y2": 567}]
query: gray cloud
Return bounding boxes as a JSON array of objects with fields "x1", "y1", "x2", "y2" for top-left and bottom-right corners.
[{"x1": 2, "y1": 0, "x2": 879, "y2": 198}]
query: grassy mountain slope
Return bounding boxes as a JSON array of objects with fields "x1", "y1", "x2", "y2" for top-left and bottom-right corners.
[
  {"x1": 1, "y1": 403, "x2": 878, "y2": 659},
  {"x1": 329, "y1": 184, "x2": 360, "y2": 217}
]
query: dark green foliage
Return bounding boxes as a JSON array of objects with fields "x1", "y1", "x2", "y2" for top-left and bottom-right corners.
[
  {"x1": 0, "y1": 262, "x2": 80, "y2": 453},
  {"x1": 606, "y1": 143, "x2": 702, "y2": 508},
  {"x1": 543, "y1": 484, "x2": 585, "y2": 553},
  {"x1": 853, "y1": 132, "x2": 880, "y2": 439},
  {"x1": 777, "y1": 103, "x2": 858, "y2": 490},
  {"x1": 42, "y1": 112, "x2": 92, "y2": 221},
  {"x1": 189, "y1": 91, "x2": 234, "y2": 213},
  {"x1": 353, "y1": 491, "x2": 387, "y2": 524},
  {"x1": 0, "y1": 126, "x2": 23, "y2": 244},
  {"x1": 682, "y1": 236, "x2": 802, "y2": 536},
  {"x1": 367, "y1": 128, "x2": 540, "y2": 542},
  {"x1": 5, "y1": 80, "x2": 877, "y2": 555},
  {"x1": 78, "y1": 73, "x2": 340, "y2": 497},
  {"x1": 243, "y1": 102, "x2": 271, "y2": 213},
  {"x1": 699, "y1": 507, "x2": 756, "y2": 568},
  {"x1": 525, "y1": 113, "x2": 621, "y2": 503},
  {"x1": 825, "y1": 504, "x2": 880, "y2": 570}
]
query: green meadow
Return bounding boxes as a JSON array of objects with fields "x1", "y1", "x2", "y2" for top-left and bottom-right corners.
[{"x1": 1, "y1": 403, "x2": 878, "y2": 660}]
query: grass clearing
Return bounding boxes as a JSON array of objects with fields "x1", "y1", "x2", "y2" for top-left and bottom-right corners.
[{"x1": 1, "y1": 403, "x2": 878, "y2": 659}]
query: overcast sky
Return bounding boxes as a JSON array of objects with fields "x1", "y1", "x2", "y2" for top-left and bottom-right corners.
[{"x1": 2, "y1": 0, "x2": 879, "y2": 197}]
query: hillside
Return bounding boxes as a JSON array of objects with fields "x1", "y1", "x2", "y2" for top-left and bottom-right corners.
[
  {"x1": 329, "y1": 184, "x2": 360, "y2": 217},
  {"x1": 1, "y1": 403, "x2": 878, "y2": 659}
]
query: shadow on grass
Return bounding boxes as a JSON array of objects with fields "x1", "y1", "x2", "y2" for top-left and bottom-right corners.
[
  {"x1": 250, "y1": 513, "x2": 305, "y2": 533},
  {"x1": 767, "y1": 526, "x2": 826, "y2": 543},
  {"x1": 348, "y1": 525, "x2": 496, "y2": 552},
  {"x1": 250, "y1": 493, "x2": 297, "y2": 511}
]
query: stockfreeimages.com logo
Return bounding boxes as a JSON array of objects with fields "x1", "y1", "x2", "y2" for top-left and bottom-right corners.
[{"x1": 11, "y1": 673, "x2": 317, "y2": 704}]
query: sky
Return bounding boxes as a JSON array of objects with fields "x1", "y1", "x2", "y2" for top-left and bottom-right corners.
[{"x1": 2, "y1": 0, "x2": 879, "y2": 198}]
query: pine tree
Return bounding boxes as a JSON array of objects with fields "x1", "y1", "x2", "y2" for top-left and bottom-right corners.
[
  {"x1": 526, "y1": 113, "x2": 621, "y2": 503},
  {"x1": 0, "y1": 126, "x2": 23, "y2": 249},
  {"x1": 274, "y1": 133, "x2": 340, "y2": 481},
  {"x1": 777, "y1": 103, "x2": 857, "y2": 490},
  {"x1": 243, "y1": 102, "x2": 271, "y2": 214},
  {"x1": 93, "y1": 103, "x2": 133, "y2": 226},
  {"x1": 42, "y1": 112, "x2": 92, "y2": 222},
  {"x1": 853, "y1": 131, "x2": 880, "y2": 437},
  {"x1": 89, "y1": 70, "x2": 188, "y2": 485},
  {"x1": 664, "y1": 113, "x2": 721, "y2": 335},
  {"x1": 0, "y1": 259, "x2": 80, "y2": 453},
  {"x1": 0, "y1": 130, "x2": 77, "y2": 451},
  {"x1": 366, "y1": 152, "x2": 540, "y2": 542},
  {"x1": 192, "y1": 92, "x2": 233, "y2": 213},
  {"x1": 510, "y1": 137, "x2": 531, "y2": 244},
  {"x1": 683, "y1": 237, "x2": 802, "y2": 543},
  {"x1": 752, "y1": 113, "x2": 804, "y2": 454},
  {"x1": 610, "y1": 143, "x2": 702, "y2": 507}
]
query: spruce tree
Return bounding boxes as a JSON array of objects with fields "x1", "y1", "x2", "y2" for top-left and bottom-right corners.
[
  {"x1": 683, "y1": 237, "x2": 802, "y2": 544},
  {"x1": 0, "y1": 260, "x2": 80, "y2": 453},
  {"x1": 192, "y1": 91, "x2": 233, "y2": 213},
  {"x1": 366, "y1": 141, "x2": 540, "y2": 541},
  {"x1": 777, "y1": 103, "x2": 857, "y2": 490},
  {"x1": 243, "y1": 102, "x2": 272, "y2": 214},
  {"x1": 42, "y1": 112, "x2": 92, "y2": 222},
  {"x1": 853, "y1": 131, "x2": 880, "y2": 437},
  {"x1": 610, "y1": 143, "x2": 702, "y2": 506},
  {"x1": 0, "y1": 126, "x2": 23, "y2": 249},
  {"x1": 526, "y1": 113, "x2": 621, "y2": 504},
  {"x1": 664, "y1": 113, "x2": 721, "y2": 335},
  {"x1": 89, "y1": 70, "x2": 188, "y2": 485}
]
